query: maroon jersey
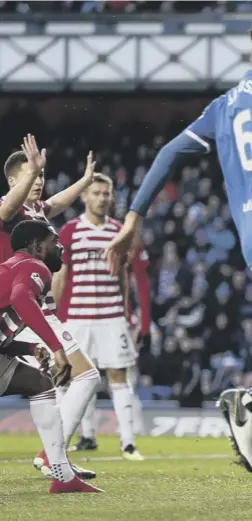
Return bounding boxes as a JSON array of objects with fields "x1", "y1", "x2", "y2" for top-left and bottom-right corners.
[
  {"x1": 57, "y1": 214, "x2": 125, "y2": 323},
  {"x1": 0, "y1": 252, "x2": 62, "y2": 353},
  {"x1": 0, "y1": 198, "x2": 51, "y2": 263},
  {"x1": 0, "y1": 199, "x2": 55, "y2": 315}
]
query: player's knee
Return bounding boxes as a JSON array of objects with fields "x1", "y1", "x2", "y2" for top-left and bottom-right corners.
[
  {"x1": 67, "y1": 349, "x2": 96, "y2": 378},
  {"x1": 107, "y1": 368, "x2": 126, "y2": 384}
]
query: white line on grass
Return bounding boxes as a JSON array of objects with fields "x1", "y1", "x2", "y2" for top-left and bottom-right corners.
[{"x1": 0, "y1": 454, "x2": 232, "y2": 464}]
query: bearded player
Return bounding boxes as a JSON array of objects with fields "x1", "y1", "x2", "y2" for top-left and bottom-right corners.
[
  {"x1": 52, "y1": 174, "x2": 143, "y2": 460},
  {"x1": 0, "y1": 135, "x2": 99, "y2": 479},
  {"x1": 0, "y1": 219, "x2": 102, "y2": 494}
]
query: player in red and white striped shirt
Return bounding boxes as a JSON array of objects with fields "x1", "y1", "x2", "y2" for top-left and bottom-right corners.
[
  {"x1": 53, "y1": 174, "x2": 143, "y2": 460},
  {"x1": 64, "y1": 246, "x2": 151, "y2": 450}
]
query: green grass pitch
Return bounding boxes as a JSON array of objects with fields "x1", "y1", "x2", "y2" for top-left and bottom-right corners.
[{"x1": 0, "y1": 435, "x2": 252, "y2": 521}]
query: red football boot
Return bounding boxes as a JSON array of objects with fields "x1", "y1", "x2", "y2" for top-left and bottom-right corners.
[
  {"x1": 34, "y1": 449, "x2": 96, "y2": 480},
  {"x1": 33, "y1": 449, "x2": 51, "y2": 477},
  {"x1": 49, "y1": 476, "x2": 104, "y2": 494}
]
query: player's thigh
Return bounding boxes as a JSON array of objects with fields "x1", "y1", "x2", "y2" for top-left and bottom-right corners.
[
  {"x1": 106, "y1": 367, "x2": 127, "y2": 384},
  {"x1": 17, "y1": 316, "x2": 96, "y2": 376},
  {"x1": 60, "y1": 321, "x2": 96, "y2": 377},
  {"x1": 93, "y1": 318, "x2": 137, "y2": 370},
  {"x1": 32, "y1": 316, "x2": 95, "y2": 376},
  {"x1": 2, "y1": 361, "x2": 52, "y2": 397},
  {"x1": 16, "y1": 315, "x2": 82, "y2": 358},
  {"x1": 65, "y1": 321, "x2": 96, "y2": 360},
  {"x1": 67, "y1": 350, "x2": 95, "y2": 378}
]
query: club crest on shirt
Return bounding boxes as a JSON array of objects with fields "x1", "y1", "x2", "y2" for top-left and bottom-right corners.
[
  {"x1": 30, "y1": 272, "x2": 44, "y2": 292},
  {"x1": 62, "y1": 331, "x2": 73, "y2": 342}
]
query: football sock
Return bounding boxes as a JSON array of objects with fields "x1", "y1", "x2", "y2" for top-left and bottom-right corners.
[
  {"x1": 132, "y1": 393, "x2": 145, "y2": 435},
  {"x1": 110, "y1": 382, "x2": 134, "y2": 449},
  {"x1": 127, "y1": 366, "x2": 145, "y2": 435},
  {"x1": 56, "y1": 383, "x2": 69, "y2": 406},
  {"x1": 81, "y1": 393, "x2": 97, "y2": 439},
  {"x1": 30, "y1": 389, "x2": 74, "y2": 482},
  {"x1": 60, "y1": 369, "x2": 100, "y2": 447}
]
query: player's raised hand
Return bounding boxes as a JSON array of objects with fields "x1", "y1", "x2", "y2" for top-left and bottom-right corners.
[
  {"x1": 104, "y1": 211, "x2": 142, "y2": 275},
  {"x1": 21, "y1": 134, "x2": 46, "y2": 175},
  {"x1": 83, "y1": 151, "x2": 96, "y2": 185}
]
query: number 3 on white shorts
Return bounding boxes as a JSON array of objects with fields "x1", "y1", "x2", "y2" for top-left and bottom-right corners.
[
  {"x1": 120, "y1": 333, "x2": 128, "y2": 350},
  {"x1": 233, "y1": 109, "x2": 252, "y2": 171}
]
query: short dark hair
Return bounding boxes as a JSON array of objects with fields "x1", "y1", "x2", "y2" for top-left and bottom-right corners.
[
  {"x1": 11, "y1": 220, "x2": 53, "y2": 252},
  {"x1": 4, "y1": 151, "x2": 27, "y2": 179}
]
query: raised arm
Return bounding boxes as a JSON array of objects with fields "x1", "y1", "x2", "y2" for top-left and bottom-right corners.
[
  {"x1": 104, "y1": 99, "x2": 217, "y2": 274},
  {"x1": 0, "y1": 135, "x2": 46, "y2": 223},
  {"x1": 46, "y1": 151, "x2": 96, "y2": 219}
]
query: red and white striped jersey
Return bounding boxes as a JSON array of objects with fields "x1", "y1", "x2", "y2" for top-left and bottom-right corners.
[
  {"x1": 0, "y1": 198, "x2": 56, "y2": 315},
  {"x1": 57, "y1": 214, "x2": 125, "y2": 323}
]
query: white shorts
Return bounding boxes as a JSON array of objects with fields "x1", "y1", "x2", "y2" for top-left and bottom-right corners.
[
  {"x1": 15, "y1": 314, "x2": 80, "y2": 358},
  {"x1": 65, "y1": 317, "x2": 136, "y2": 370}
]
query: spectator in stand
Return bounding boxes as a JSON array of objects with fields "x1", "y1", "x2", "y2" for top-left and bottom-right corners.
[{"x1": 0, "y1": 0, "x2": 244, "y2": 14}]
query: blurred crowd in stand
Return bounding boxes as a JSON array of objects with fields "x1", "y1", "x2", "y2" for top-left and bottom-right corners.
[
  {"x1": 0, "y1": 1, "x2": 251, "y2": 16},
  {"x1": 0, "y1": 97, "x2": 251, "y2": 407}
]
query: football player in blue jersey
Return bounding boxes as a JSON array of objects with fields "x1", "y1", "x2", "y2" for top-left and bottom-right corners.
[{"x1": 104, "y1": 32, "x2": 252, "y2": 472}]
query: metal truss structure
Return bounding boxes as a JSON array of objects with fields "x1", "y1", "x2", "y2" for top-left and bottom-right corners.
[{"x1": 0, "y1": 17, "x2": 251, "y2": 91}]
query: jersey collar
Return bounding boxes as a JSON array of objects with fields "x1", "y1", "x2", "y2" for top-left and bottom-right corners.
[{"x1": 81, "y1": 213, "x2": 109, "y2": 230}]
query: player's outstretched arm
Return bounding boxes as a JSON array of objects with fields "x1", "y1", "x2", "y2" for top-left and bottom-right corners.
[
  {"x1": 0, "y1": 134, "x2": 46, "y2": 223},
  {"x1": 104, "y1": 122, "x2": 214, "y2": 274},
  {"x1": 46, "y1": 151, "x2": 96, "y2": 219}
]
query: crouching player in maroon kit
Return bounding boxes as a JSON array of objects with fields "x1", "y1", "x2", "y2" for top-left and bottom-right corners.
[{"x1": 0, "y1": 219, "x2": 103, "y2": 494}]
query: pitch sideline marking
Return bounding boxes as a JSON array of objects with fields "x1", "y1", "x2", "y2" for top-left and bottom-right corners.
[{"x1": 0, "y1": 454, "x2": 232, "y2": 464}]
